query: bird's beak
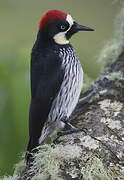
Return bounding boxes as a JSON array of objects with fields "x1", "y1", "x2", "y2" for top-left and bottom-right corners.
[
  {"x1": 74, "y1": 22, "x2": 94, "y2": 31},
  {"x1": 66, "y1": 21, "x2": 94, "y2": 39}
]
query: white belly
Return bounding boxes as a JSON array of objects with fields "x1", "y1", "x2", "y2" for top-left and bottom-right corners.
[{"x1": 48, "y1": 52, "x2": 83, "y2": 122}]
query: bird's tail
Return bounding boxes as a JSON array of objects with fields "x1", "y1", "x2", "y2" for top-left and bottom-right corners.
[
  {"x1": 26, "y1": 121, "x2": 63, "y2": 164},
  {"x1": 25, "y1": 136, "x2": 39, "y2": 165},
  {"x1": 25, "y1": 131, "x2": 51, "y2": 165}
]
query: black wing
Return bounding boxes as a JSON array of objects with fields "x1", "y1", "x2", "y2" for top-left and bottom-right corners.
[{"x1": 27, "y1": 49, "x2": 64, "y2": 155}]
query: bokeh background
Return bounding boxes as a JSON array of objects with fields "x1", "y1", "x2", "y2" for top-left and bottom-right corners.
[{"x1": 0, "y1": 0, "x2": 121, "y2": 176}]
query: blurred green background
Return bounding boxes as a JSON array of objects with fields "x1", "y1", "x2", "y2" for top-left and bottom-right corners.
[{"x1": 0, "y1": 0, "x2": 121, "y2": 176}]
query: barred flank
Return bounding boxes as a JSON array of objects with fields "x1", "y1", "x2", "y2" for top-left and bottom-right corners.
[{"x1": 39, "y1": 46, "x2": 83, "y2": 143}]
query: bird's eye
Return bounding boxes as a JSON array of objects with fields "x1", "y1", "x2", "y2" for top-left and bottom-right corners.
[{"x1": 60, "y1": 25, "x2": 66, "y2": 30}]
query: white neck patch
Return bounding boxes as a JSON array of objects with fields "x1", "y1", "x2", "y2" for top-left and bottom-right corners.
[{"x1": 53, "y1": 14, "x2": 74, "y2": 45}]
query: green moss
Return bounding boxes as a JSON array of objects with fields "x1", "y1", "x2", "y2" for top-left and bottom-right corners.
[
  {"x1": 106, "y1": 71, "x2": 123, "y2": 81},
  {"x1": 99, "y1": 99, "x2": 123, "y2": 130},
  {"x1": 80, "y1": 135, "x2": 99, "y2": 150},
  {"x1": 13, "y1": 160, "x2": 26, "y2": 177},
  {"x1": 1, "y1": 144, "x2": 124, "y2": 179},
  {"x1": 82, "y1": 157, "x2": 124, "y2": 180},
  {"x1": 0, "y1": 175, "x2": 18, "y2": 180},
  {"x1": 31, "y1": 144, "x2": 82, "y2": 180},
  {"x1": 82, "y1": 157, "x2": 111, "y2": 180},
  {"x1": 98, "y1": 4, "x2": 124, "y2": 69},
  {"x1": 0, "y1": 160, "x2": 25, "y2": 180},
  {"x1": 98, "y1": 99, "x2": 123, "y2": 113}
]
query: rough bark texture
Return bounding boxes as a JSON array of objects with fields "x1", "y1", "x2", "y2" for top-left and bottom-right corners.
[{"x1": 18, "y1": 53, "x2": 124, "y2": 180}]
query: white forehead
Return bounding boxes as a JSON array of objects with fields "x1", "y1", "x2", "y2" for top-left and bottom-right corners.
[{"x1": 66, "y1": 14, "x2": 74, "y2": 27}]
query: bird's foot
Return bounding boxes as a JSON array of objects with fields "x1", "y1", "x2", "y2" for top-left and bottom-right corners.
[
  {"x1": 59, "y1": 123, "x2": 87, "y2": 135},
  {"x1": 53, "y1": 121, "x2": 87, "y2": 144},
  {"x1": 61, "y1": 117, "x2": 87, "y2": 135},
  {"x1": 58, "y1": 128, "x2": 81, "y2": 136}
]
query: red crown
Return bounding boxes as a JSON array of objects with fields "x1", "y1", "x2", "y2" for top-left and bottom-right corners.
[{"x1": 39, "y1": 10, "x2": 67, "y2": 29}]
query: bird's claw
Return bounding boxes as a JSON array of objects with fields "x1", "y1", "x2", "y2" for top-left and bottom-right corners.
[{"x1": 53, "y1": 126, "x2": 87, "y2": 144}]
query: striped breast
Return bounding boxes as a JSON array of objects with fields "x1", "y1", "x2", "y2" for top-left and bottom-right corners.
[{"x1": 48, "y1": 46, "x2": 83, "y2": 123}]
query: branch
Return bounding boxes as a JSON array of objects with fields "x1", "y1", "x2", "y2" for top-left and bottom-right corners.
[{"x1": 19, "y1": 52, "x2": 124, "y2": 180}]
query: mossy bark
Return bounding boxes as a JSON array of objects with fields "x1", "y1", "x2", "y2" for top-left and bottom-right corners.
[{"x1": 19, "y1": 52, "x2": 124, "y2": 180}]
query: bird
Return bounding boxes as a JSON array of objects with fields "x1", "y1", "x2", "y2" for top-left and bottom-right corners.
[{"x1": 26, "y1": 9, "x2": 94, "y2": 163}]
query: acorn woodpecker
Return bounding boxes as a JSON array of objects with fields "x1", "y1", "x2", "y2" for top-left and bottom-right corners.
[{"x1": 26, "y1": 10, "x2": 94, "y2": 163}]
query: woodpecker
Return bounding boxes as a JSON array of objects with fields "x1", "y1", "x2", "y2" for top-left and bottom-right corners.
[{"x1": 26, "y1": 10, "x2": 94, "y2": 163}]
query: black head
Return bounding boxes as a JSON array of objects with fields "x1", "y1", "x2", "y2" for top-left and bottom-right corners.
[{"x1": 38, "y1": 10, "x2": 94, "y2": 45}]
